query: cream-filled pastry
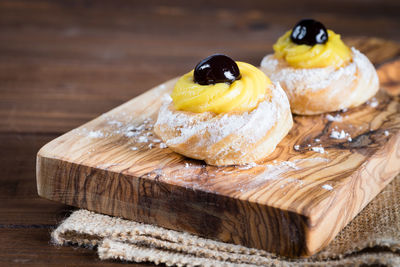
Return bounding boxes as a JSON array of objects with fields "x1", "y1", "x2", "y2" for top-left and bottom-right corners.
[
  {"x1": 154, "y1": 54, "x2": 293, "y2": 166},
  {"x1": 260, "y1": 19, "x2": 379, "y2": 115}
]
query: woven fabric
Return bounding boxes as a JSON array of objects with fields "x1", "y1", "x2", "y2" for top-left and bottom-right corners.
[{"x1": 52, "y1": 175, "x2": 400, "y2": 266}]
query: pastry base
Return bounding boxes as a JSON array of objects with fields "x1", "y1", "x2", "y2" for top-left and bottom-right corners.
[{"x1": 154, "y1": 83, "x2": 293, "y2": 166}]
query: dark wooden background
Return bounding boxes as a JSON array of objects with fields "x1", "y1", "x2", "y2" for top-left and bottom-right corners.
[{"x1": 1, "y1": 0, "x2": 399, "y2": 265}]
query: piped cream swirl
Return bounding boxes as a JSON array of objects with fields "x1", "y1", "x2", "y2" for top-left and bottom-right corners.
[{"x1": 171, "y1": 62, "x2": 271, "y2": 114}]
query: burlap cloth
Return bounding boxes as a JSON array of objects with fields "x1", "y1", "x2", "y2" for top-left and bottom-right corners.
[{"x1": 52, "y1": 174, "x2": 400, "y2": 266}]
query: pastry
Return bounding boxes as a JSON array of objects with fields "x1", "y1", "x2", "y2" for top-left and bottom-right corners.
[
  {"x1": 260, "y1": 19, "x2": 379, "y2": 115},
  {"x1": 154, "y1": 54, "x2": 293, "y2": 166}
]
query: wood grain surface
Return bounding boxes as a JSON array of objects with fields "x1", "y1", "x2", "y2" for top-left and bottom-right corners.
[
  {"x1": 2, "y1": 0, "x2": 400, "y2": 265},
  {"x1": 37, "y1": 38, "x2": 400, "y2": 256}
]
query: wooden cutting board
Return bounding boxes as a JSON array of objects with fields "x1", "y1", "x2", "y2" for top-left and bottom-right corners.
[{"x1": 37, "y1": 38, "x2": 400, "y2": 257}]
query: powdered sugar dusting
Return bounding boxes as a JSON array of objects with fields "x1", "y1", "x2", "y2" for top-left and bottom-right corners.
[
  {"x1": 151, "y1": 157, "x2": 329, "y2": 194},
  {"x1": 106, "y1": 118, "x2": 169, "y2": 150},
  {"x1": 224, "y1": 157, "x2": 329, "y2": 192},
  {"x1": 76, "y1": 115, "x2": 168, "y2": 152},
  {"x1": 249, "y1": 160, "x2": 299, "y2": 179}
]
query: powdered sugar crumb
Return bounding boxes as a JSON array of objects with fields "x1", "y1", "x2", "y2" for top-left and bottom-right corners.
[
  {"x1": 107, "y1": 120, "x2": 123, "y2": 127},
  {"x1": 88, "y1": 130, "x2": 104, "y2": 138},
  {"x1": 124, "y1": 131, "x2": 138, "y2": 138},
  {"x1": 322, "y1": 184, "x2": 333, "y2": 191},
  {"x1": 311, "y1": 146, "x2": 325, "y2": 154},
  {"x1": 137, "y1": 136, "x2": 148, "y2": 143},
  {"x1": 238, "y1": 162, "x2": 257, "y2": 170},
  {"x1": 326, "y1": 114, "x2": 343, "y2": 122},
  {"x1": 281, "y1": 160, "x2": 299, "y2": 170},
  {"x1": 367, "y1": 97, "x2": 379, "y2": 108},
  {"x1": 330, "y1": 129, "x2": 352, "y2": 141}
]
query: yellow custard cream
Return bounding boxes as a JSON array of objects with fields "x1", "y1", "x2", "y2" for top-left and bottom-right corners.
[
  {"x1": 171, "y1": 62, "x2": 271, "y2": 114},
  {"x1": 273, "y1": 30, "x2": 351, "y2": 68}
]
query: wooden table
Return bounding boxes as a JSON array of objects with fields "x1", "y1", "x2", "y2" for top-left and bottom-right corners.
[{"x1": 1, "y1": 0, "x2": 399, "y2": 265}]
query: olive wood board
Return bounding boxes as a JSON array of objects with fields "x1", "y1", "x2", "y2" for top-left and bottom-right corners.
[{"x1": 37, "y1": 39, "x2": 400, "y2": 257}]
